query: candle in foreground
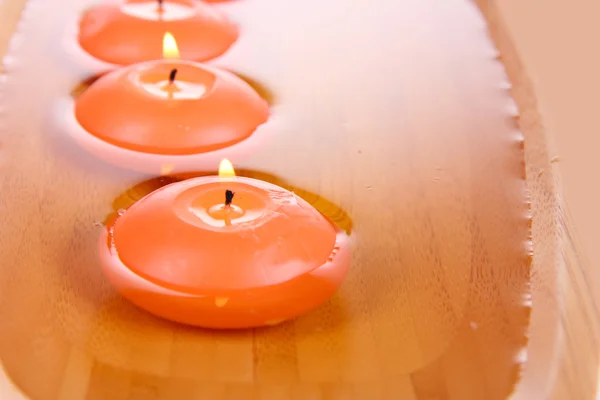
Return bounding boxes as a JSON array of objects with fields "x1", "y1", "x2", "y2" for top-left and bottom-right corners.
[
  {"x1": 78, "y1": 0, "x2": 238, "y2": 65},
  {"x1": 71, "y1": 33, "x2": 269, "y2": 173},
  {"x1": 98, "y1": 160, "x2": 351, "y2": 329}
]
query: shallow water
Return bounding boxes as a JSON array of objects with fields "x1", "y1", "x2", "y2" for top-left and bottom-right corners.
[{"x1": 0, "y1": 0, "x2": 531, "y2": 398}]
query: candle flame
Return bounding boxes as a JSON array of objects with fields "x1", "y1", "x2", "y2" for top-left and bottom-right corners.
[
  {"x1": 218, "y1": 159, "x2": 235, "y2": 178},
  {"x1": 163, "y1": 32, "x2": 180, "y2": 59}
]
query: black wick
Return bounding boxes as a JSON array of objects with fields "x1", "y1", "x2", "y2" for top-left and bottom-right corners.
[
  {"x1": 225, "y1": 190, "x2": 235, "y2": 206},
  {"x1": 158, "y1": 0, "x2": 164, "y2": 9},
  {"x1": 169, "y1": 68, "x2": 177, "y2": 84}
]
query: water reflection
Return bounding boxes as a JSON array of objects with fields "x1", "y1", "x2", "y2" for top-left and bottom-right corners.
[{"x1": 227, "y1": 70, "x2": 277, "y2": 106}]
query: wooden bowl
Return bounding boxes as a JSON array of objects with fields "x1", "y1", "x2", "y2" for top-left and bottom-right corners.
[{"x1": 0, "y1": 0, "x2": 597, "y2": 398}]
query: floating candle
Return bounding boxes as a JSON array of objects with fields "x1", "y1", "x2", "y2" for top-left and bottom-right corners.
[
  {"x1": 78, "y1": 0, "x2": 238, "y2": 65},
  {"x1": 68, "y1": 33, "x2": 270, "y2": 174},
  {"x1": 99, "y1": 160, "x2": 351, "y2": 329}
]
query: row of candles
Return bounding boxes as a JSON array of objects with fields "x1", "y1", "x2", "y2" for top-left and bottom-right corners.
[{"x1": 72, "y1": 0, "x2": 350, "y2": 329}]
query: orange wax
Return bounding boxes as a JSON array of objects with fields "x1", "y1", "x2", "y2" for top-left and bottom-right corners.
[
  {"x1": 78, "y1": 0, "x2": 238, "y2": 65},
  {"x1": 74, "y1": 60, "x2": 269, "y2": 157},
  {"x1": 99, "y1": 175, "x2": 350, "y2": 329}
]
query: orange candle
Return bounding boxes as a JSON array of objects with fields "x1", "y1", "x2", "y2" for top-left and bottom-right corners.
[
  {"x1": 69, "y1": 33, "x2": 269, "y2": 174},
  {"x1": 78, "y1": 0, "x2": 238, "y2": 66},
  {"x1": 99, "y1": 160, "x2": 351, "y2": 329}
]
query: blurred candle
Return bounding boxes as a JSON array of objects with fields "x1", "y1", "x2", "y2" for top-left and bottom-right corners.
[{"x1": 78, "y1": 0, "x2": 238, "y2": 65}]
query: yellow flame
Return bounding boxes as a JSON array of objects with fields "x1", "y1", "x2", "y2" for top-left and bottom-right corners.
[
  {"x1": 218, "y1": 159, "x2": 235, "y2": 178},
  {"x1": 162, "y1": 32, "x2": 179, "y2": 59}
]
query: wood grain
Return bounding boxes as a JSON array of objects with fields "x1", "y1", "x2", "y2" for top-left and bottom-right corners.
[{"x1": 0, "y1": 0, "x2": 593, "y2": 399}]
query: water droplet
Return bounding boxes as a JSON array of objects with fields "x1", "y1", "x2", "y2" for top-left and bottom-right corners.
[
  {"x1": 506, "y1": 99, "x2": 519, "y2": 116},
  {"x1": 514, "y1": 348, "x2": 528, "y2": 364},
  {"x1": 117, "y1": 209, "x2": 126, "y2": 216},
  {"x1": 488, "y1": 49, "x2": 501, "y2": 59}
]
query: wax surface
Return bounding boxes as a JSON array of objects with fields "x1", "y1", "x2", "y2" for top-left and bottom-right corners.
[
  {"x1": 78, "y1": 0, "x2": 238, "y2": 64},
  {"x1": 74, "y1": 60, "x2": 270, "y2": 155},
  {"x1": 112, "y1": 177, "x2": 337, "y2": 292}
]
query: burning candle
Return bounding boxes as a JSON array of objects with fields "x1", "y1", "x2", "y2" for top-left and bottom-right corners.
[
  {"x1": 68, "y1": 33, "x2": 270, "y2": 174},
  {"x1": 98, "y1": 160, "x2": 351, "y2": 329},
  {"x1": 78, "y1": 0, "x2": 238, "y2": 66}
]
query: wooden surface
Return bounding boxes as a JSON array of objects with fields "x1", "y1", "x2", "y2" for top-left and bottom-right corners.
[{"x1": 0, "y1": 0, "x2": 594, "y2": 399}]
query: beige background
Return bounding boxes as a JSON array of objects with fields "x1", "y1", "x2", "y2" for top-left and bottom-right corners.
[
  {"x1": 492, "y1": 1, "x2": 600, "y2": 397},
  {"x1": 498, "y1": 0, "x2": 600, "y2": 312},
  {"x1": 498, "y1": 1, "x2": 600, "y2": 398}
]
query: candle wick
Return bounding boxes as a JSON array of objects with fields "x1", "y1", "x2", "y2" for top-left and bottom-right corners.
[
  {"x1": 158, "y1": 0, "x2": 164, "y2": 10},
  {"x1": 225, "y1": 190, "x2": 235, "y2": 207},
  {"x1": 169, "y1": 68, "x2": 178, "y2": 84}
]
